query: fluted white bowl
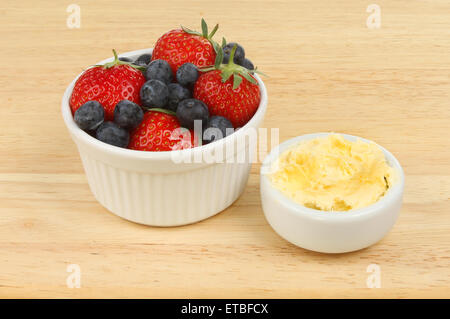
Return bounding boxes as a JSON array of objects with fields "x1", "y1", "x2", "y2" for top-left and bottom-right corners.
[
  {"x1": 62, "y1": 48, "x2": 268, "y2": 226},
  {"x1": 260, "y1": 133, "x2": 404, "y2": 253}
]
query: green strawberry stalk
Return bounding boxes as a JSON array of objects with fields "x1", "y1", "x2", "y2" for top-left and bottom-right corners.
[
  {"x1": 144, "y1": 107, "x2": 176, "y2": 116},
  {"x1": 101, "y1": 49, "x2": 146, "y2": 71},
  {"x1": 200, "y1": 44, "x2": 265, "y2": 89},
  {"x1": 181, "y1": 19, "x2": 220, "y2": 53}
]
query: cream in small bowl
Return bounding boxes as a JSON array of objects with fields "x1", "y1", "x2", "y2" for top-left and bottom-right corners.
[
  {"x1": 260, "y1": 133, "x2": 404, "y2": 253},
  {"x1": 270, "y1": 133, "x2": 397, "y2": 212}
]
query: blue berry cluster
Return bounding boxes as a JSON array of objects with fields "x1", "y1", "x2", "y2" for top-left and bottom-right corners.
[
  {"x1": 139, "y1": 60, "x2": 198, "y2": 112},
  {"x1": 75, "y1": 99, "x2": 143, "y2": 148},
  {"x1": 139, "y1": 59, "x2": 235, "y2": 145}
]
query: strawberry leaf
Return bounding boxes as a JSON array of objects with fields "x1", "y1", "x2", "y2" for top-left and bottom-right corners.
[
  {"x1": 181, "y1": 25, "x2": 202, "y2": 37},
  {"x1": 233, "y1": 74, "x2": 243, "y2": 89},
  {"x1": 209, "y1": 24, "x2": 219, "y2": 38},
  {"x1": 144, "y1": 107, "x2": 176, "y2": 116},
  {"x1": 212, "y1": 41, "x2": 221, "y2": 55},
  {"x1": 252, "y1": 69, "x2": 267, "y2": 76},
  {"x1": 220, "y1": 68, "x2": 233, "y2": 83},
  {"x1": 240, "y1": 71, "x2": 257, "y2": 85},
  {"x1": 214, "y1": 47, "x2": 223, "y2": 68},
  {"x1": 201, "y1": 18, "x2": 208, "y2": 38},
  {"x1": 198, "y1": 66, "x2": 216, "y2": 72},
  {"x1": 101, "y1": 49, "x2": 147, "y2": 72}
]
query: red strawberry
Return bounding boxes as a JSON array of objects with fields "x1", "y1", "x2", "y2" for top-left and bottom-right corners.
[
  {"x1": 128, "y1": 110, "x2": 196, "y2": 152},
  {"x1": 70, "y1": 50, "x2": 146, "y2": 121},
  {"x1": 151, "y1": 19, "x2": 218, "y2": 75},
  {"x1": 193, "y1": 45, "x2": 261, "y2": 128}
]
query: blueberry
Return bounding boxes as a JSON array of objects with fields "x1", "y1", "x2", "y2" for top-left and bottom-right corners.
[
  {"x1": 145, "y1": 59, "x2": 173, "y2": 84},
  {"x1": 140, "y1": 80, "x2": 169, "y2": 108},
  {"x1": 167, "y1": 83, "x2": 191, "y2": 112},
  {"x1": 176, "y1": 99, "x2": 209, "y2": 130},
  {"x1": 119, "y1": 56, "x2": 133, "y2": 62},
  {"x1": 203, "y1": 116, "x2": 234, "y2": 144},
  {"x1": 74, "y1": 101, "x2": 104, "y2": 131},
  {"x1": 176, "y1": 63, "x2": 199, "y2": 87},
  {"x1": 222, "y1": 42, "x2": 245, "y2": 64},
  {"x1": 114, "y1": 100, "x2": 144, "y2": 130},
  {"x1": 135, "y1": 53, "x2": 152, "y2": 66},
  {"x1": 238, "y1": 58, "x2": 254, "y2": 71},
  {"x1": 96, "y1": 122, "x2": 129, "y2": 148}
]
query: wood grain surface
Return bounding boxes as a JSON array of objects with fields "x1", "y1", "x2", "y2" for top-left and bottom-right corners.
[{"x1": 0, "y1": 0, "x2": 449, "y2": 298}]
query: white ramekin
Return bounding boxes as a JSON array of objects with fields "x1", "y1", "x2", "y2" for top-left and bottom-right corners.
[
  {"x1": 260, "y1": 133, "x2": 404, "y2": 253},
  {"x1": 62, "y1": 48, "x2": 268, "y2": 226}
]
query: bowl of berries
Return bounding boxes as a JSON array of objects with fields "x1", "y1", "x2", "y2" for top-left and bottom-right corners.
[{"x1": 61, "y1": 20, "x2": 268, "y2": 226}]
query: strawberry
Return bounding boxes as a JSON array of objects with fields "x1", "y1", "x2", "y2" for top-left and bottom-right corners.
[
  {"x1": 128, "y1": 109, "x2": 196, "y2": 152},
  {"x1": 151, "y1": 19, "x2": 219, "y2": 75},
  {"x1": 193, "y1": 45, "x2": 262, "y2": 128},
  {"x1": 70, "y1": 50, "x2": 146, "y2": 121}
]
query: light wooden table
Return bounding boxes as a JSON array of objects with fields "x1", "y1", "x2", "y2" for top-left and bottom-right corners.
[{"x1": 0, "y1": 0, "x2": 449, "y2": 298}]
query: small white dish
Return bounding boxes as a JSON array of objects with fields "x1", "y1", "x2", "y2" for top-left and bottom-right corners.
[
  {"x1": 260, "y1": 133, "x2": 404, "y2": 253},
  {"x1": 62, "y1": 48, "x2": 268, "y2": 227}
]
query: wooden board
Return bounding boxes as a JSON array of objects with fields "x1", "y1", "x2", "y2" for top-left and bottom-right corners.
[{"x1": 0, "y1": 0, "x2": 449, "y2": 298}]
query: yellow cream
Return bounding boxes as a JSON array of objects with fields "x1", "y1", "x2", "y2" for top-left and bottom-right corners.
[{"x1": 270, "y1": 134, "x2": 396, "y2": 211}]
